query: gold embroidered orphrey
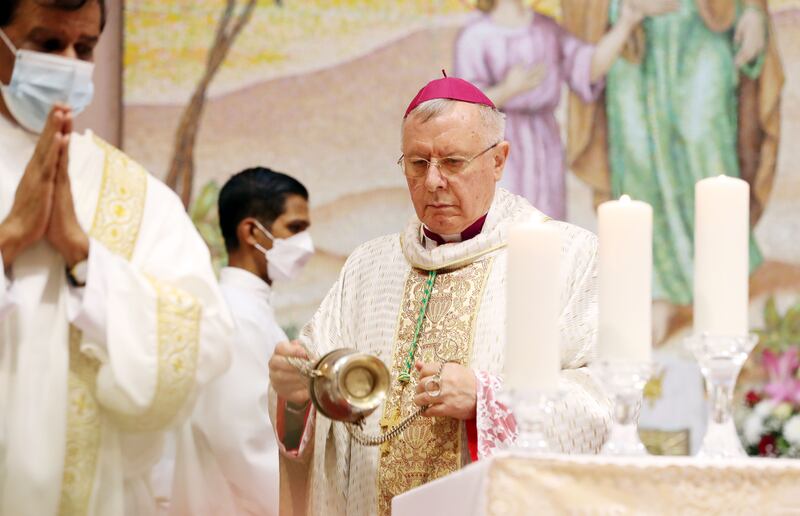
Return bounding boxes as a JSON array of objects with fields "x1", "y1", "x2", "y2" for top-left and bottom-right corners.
[
  {"x1": 376, "y1": 257, "x2": 494, "y2": 515},
  {"x1": 59, "y1": 137, "x2": 201, "y2": 516}
]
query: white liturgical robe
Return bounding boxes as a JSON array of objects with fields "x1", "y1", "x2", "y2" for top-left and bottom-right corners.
[
  {"x1": 0, "y1": 116, "x2": 233, "y2": 516},
  {"x1": 271, "y1": 188, "x2": 612, "y2": 516},
  {"x1": 169, "y1": 267, "x2": 282, "y2": 516}
]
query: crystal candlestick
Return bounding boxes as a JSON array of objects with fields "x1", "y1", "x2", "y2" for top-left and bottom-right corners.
[
  {"x1": 685, "y1": 333, "x2": 757, "y2": 458},
  {"x1": 501, "y1": 388, "x2": 562, "y2": 454},
  {"x1": 593, "y1": 360, "x2": 652, "y2": 456}
]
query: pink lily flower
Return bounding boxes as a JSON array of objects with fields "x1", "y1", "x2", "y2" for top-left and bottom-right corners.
[{"x1": 763, "y1": 347, "x2": 800, "y2": 404}]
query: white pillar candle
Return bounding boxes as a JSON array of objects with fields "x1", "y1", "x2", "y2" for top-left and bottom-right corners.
[
  {"x1": 505, "y1": 220, "x2": 562, "y2": 392},
  {"x1": 598, "y1": 195, "x2": 653, "y2": 362},
  {"x1": 694, "y1": 175, "x2": 750, "y2": 336}
]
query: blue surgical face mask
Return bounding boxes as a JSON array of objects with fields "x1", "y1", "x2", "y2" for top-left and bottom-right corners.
[{"x1": 0, "y1": 29, "x2": 95, "y2": 133}]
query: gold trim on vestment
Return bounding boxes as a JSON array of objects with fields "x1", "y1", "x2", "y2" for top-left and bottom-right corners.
[
  {"x1": 87, "y1": 137, "x2": 147, "y2": 261},
  {"x1": 60, "y1": 329, "x2": 103, "y2": 516},
  {"x1": 376, "y1": 257, "x2": 494, "y2": 515},
  {"x1": 60, "y1": 136, "x2": 147, "y2": 515},
  {"x1": 107, "y1": 277, "x2": 201, "y2": 432}
]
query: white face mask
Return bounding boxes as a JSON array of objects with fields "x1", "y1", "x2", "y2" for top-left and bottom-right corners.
[
  {"x1": 253, "y1": 220, "x2": 314, "y2": 282},
  {"x1": 0, "y1": 29, "x2": 95, "y2": 133}
]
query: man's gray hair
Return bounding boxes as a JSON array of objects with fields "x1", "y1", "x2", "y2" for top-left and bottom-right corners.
[{"x1": 403, "y1": 98, "x2": 506, "y2": 146}]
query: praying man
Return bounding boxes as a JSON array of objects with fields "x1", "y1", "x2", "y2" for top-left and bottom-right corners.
[{"x1": 0, "y1": 1, "x2": 233, "y2": 514}]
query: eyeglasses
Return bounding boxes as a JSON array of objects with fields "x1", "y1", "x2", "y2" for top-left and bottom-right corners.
[{"x1": 397, "y1": 142, "x2": 500, "y2": 179}]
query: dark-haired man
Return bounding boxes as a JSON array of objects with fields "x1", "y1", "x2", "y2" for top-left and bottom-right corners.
[
  {"x1": 170, "y1": 168, "x2": 312, "y2": 516},
  {"x1": 0, "y1": 1, "x2": 233, "y2": 515}
]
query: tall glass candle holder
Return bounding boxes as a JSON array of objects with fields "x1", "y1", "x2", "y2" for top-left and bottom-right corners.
[
  {"x1": 501, "y1": 388, "x2": 563, "y2": 454},
  {"x1": 685, "y1": 333, "x2": 757, "y2": 458},
  {"x1": 593, "y1": 359, "x2": 652, "y2": 456}
]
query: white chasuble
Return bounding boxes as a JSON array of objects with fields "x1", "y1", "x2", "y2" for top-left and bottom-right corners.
[
  {"x1": 270, "y1": 188, "x2": 612, "y2": 516},
  {"x1": 0, "y1": 118, "x2": 233, "y2": 516}
]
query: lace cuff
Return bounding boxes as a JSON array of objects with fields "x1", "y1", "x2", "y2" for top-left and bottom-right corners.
[{"x1": 474, "y1": 370, "x2": 517, "y2": 459}]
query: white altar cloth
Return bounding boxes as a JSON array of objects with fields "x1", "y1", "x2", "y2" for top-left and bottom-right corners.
[{"x1": 392, "y1": 453, "x2": 800, "y2": 515}]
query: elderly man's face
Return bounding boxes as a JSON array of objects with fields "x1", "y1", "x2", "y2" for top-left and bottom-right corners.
[
  {"x1": 402, "y1": 102, "x2": 509, "y2": 235},
  {"x1": 0, "y1": 0, "x2": 102, "y2": 87}
]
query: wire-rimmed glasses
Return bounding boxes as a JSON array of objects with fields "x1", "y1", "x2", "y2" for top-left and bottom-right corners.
[{"x1": 397, "y1": 141, "x2": 500, "y2": 179}]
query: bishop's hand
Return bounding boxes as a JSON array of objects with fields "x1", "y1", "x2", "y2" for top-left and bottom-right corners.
[
  {"x1": 0, "y1": 106, "x2": 68, "y2": 269},
  {"x1": 413, "y1": 361, "x2": 477, "y2": 420},
  {"x1": 269, "y1": 340, "x2": 312, "y2": 405}
]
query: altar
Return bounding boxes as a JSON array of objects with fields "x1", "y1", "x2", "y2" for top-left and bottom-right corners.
[{"x1": 391, "y1": 453, "x2": 800, "y2": 515}]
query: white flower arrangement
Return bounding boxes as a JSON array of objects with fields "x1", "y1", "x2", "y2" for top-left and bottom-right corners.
[
  {"x1": 740, "y1": 391, "x2": 800, "y2": 458},
  {"x1": 784, "y1": 416, "x2": 800, "y2": 446}
]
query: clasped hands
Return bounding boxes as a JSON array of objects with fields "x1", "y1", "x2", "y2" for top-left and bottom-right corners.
[{"x1": 0, "y1": 104, "x2": 88, "y2": 270}]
